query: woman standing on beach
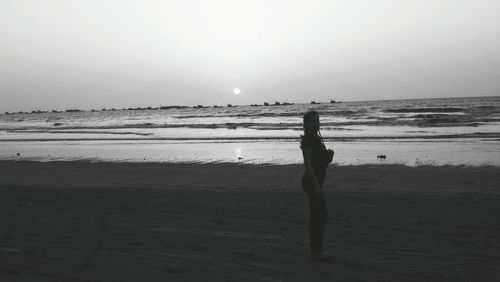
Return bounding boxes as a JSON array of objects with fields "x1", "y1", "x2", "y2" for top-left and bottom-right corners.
[{"x1": 300, "y1": 110, "x2": 335, "y2": 261}]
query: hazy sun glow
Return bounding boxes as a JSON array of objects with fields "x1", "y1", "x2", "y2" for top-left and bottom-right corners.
[{"x1": 233, "y1": 88, "x2": 241, "y2": 95}]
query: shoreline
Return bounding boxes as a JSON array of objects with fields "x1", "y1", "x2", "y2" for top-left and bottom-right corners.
[
  {"x1": 2, "y1": 137, "x2": 500, "y2": 166},
  {"x1": 2, "y1": 158, "x2": 500, "y2": 168},
  {"x1": 1, "y1": 161, "x2": 499, "y2": 281}
]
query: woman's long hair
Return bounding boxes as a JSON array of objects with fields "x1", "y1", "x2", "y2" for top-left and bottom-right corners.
[{"x1": 302, "y1": 110, "x2": 325, "y2": 145}]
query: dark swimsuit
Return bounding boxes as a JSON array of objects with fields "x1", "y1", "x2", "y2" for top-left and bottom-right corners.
[{"x1": 300, "y1": 134, "x2": 333, "y2": 192}]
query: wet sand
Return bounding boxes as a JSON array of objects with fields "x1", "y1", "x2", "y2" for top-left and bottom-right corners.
[{"x1": 1, "y1": 161, "x2": 499, "y2": 281}]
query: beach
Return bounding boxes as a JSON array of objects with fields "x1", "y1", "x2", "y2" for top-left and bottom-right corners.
[{"x1": 1, "y1": 161, "x2": 499, "y2": 281}]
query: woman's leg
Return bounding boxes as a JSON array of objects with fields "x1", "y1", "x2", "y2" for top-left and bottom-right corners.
[{"x1": 307, "y1": 192, "x2": 328, "y2": 253}]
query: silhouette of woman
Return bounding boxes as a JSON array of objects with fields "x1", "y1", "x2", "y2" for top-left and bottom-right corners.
[{"x1": 300, "y1": 110, "x2": 335, "y2": 261}]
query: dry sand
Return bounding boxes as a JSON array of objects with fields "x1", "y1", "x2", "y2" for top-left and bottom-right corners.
[{"x1": 1, "y1": 161, "x2": 499, "y2": 281}]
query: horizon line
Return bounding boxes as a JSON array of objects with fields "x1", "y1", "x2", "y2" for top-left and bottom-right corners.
[{"x1": 2, "y1": 95, "x2": 498, "y2": 114}]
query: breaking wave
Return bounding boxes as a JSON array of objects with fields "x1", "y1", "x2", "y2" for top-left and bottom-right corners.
[{"x1": 383, "y1": 107, "x2": 464, "y2": 113}]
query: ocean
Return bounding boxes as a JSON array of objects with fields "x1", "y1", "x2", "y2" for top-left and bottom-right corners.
[{"x1": 1, "y1": 96, "x2": 499, "y2": 166}]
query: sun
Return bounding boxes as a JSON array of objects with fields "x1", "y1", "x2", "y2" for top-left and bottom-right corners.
[{"x1": 233, "y1": 88, "x2": 241, "y2": 95}]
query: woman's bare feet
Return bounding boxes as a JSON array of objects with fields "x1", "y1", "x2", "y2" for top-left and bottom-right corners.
[{"x1": 310, "y1": 252, "x2": 336, "y2": 262}]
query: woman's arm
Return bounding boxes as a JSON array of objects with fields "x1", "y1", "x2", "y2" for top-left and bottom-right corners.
[
  {"x1": 302, "y1": 148, "x2": 323, "y2": 195},
  {"x1": 326, "y1": 149, "x2": 334, "y2": 164}
]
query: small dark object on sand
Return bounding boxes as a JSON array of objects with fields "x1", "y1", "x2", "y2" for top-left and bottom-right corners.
[
  {"x1": 16, "y1": 153, "x2": 20, "y2": 156},
  {"x1": 377, "y1": 155, "x2": 387, "y2": 159}
]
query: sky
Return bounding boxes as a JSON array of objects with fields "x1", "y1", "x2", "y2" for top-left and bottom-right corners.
[{"x1": 1, "y1": 0, "x2": 499, "y2": 112}]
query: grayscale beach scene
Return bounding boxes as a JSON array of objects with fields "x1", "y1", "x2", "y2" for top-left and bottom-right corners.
[{"x1": 1, "y1": 1, "x2": 499, "y2": 281}]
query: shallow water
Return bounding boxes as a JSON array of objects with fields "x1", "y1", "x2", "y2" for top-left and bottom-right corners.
[{"x1": 2, "y1": 138, "x2": 499, "y2": 166}]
